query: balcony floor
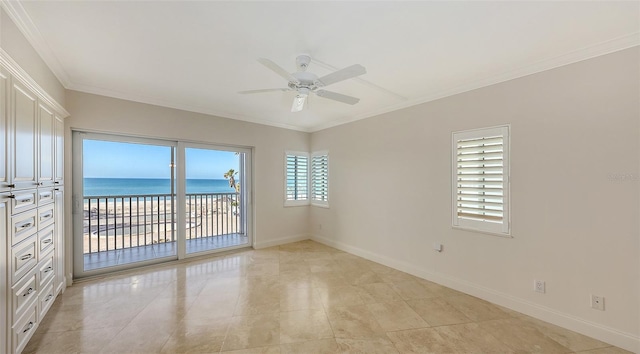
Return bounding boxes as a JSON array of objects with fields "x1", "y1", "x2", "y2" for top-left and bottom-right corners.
[{"x1": 84, "y1": 234, "x2": 248, "y2": 271}]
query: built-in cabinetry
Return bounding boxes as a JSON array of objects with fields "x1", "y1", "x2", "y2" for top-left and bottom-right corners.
[{"x1": 0, "y1": 58, "x2": 68, "y2": 353}]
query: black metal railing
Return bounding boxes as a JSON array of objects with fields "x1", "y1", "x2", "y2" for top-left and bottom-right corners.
[{"x1": 83, "y1": 192, "x2": 241, "y2": 254}]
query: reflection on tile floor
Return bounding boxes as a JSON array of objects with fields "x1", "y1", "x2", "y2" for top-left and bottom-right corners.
[
  {"x1": 84, "y1": 234, "x2": 249, "y2": 271},
  {"x1": 29, "y1": 240, "x2": 631, "y2": 354}
]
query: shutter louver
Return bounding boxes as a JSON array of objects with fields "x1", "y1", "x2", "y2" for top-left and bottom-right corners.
[
  {"x1": 286, "y1": 154, "x2": 308, "y2": 201},
  {"x1": 456, "y1": 134, "x2": 504, "y2": 224},
  {"x1": 311, "y1": 153, "x2": 329, "y2": 204}
]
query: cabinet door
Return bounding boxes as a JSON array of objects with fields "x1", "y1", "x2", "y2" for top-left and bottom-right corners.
[
  {"x1": 38, "y1": 102, "x2": 55, "y2": 186},
  {"x1": 54, "y1": 115, "x2": 64, "y2": 186},
  {"x1": 54, "y1": 187, "x2": 65, "y2": 293},
  {"x1": 0, "y1": 67, "x2": 9, "y2": 191},
  {"x1": 11, "y1": 80, "x2": 38, "y2": 190},
  {"x1": 1, "y1": 194, "x2": 9, "y2": 354}
]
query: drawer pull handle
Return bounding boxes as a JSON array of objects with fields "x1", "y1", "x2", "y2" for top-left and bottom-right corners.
[
  {"x1": 43, "y1": 239, "x2": 53, "y2": 244},
  {"x1": 41, "y1": 193, "x2": 52, "y2": 199},
  {"x1": 8, "y1": 184, "x2": 15, "y2": 188},
  {"x1": 45, "y1": 294, "x2": 53, "y2": 302},
  {"x1": 18, "y1": 197, "x2": 33, "y2": 203},
  {"x1": 37, "y1": 182, "x2": 43, "y2": 186},
  {"x1": 23, "y1": 288, "x2": 34, "y2": 297},
  {"x1": 44, "y1": 266, "x2": 53, "y2": 273},
  {"x1": 8, "y1": 195, "x2": 15, "y2": 199},
  {"x1": 23, "y1": 322, "x2": 34, "y2": 333},
  {"x1": 41, "y1": 213, "x2": 53, "y2": 219},
  {"x1": 20, "y1": 254, "x2": 33, "y2": 261},
  {"x1": 54, "y1": 181, "x2": 60, "y2": 184},
  {"x1": 19, "y1": 222, "x2": 33, "y2": 229},
  {"x1": 54, "y1": 188, "x2": 60, "y2": 191}
]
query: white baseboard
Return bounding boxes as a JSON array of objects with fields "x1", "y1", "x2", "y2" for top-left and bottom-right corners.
[
  {"x1": 311, "y1": 234, "x2": 640, "y2": 353},
  {"x1": 254, "y1": 234, "x2": 309, "y2": 249}
]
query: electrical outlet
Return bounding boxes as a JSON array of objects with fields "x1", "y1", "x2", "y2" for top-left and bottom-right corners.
[
  {"x1": 534, "y1": 280, "x2": 545, "y2": 293},
  {"x1": 591, "y1": 295, "x2": 605, "y2": 311}
]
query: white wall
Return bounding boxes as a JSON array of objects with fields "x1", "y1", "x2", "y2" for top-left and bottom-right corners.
[
  {"x1": 0, "y1": 7, "x2": 65, "y2": 105},
  {"x1": 64, "y1": 90, "x2": 310, "y2": 256},
  {"x1": 310, "y1": 47, "x2": 639, "y2": 351}
]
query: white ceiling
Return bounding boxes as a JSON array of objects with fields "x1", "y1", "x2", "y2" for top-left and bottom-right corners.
[{"x1": 4, "y1": 1, "x2": 639, "y2": 132}]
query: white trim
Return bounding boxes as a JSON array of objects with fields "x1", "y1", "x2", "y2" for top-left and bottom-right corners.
[
  {"x1": 310, "y1": 35, "x2": 640, "y2": 132},
  {"x1": 66, "y1": 83, "x2": 311, "y2": 132},
  {"x1": 5, "y1": 0, "x2": 637, "y2": 134},
  {"x1": 0, "y1": 48, "x2": 68, "y2": 117},
  {"x1": 0, "y1": 0, "x2": 71, "y2": 87},
  {"x1": 310, "y1": 233, "x2": 640, "y2": 353},
  {"x1": 253, "y1": 233, "x2": 309, "y2": 249}
]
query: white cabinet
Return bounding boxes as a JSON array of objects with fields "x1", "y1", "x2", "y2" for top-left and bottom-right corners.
[
  {"x1": 2, "y1": 59, "x2": 67, "y2": 353},
  {"x1": 0, "y1": 194, "x2": 10, "y2": 354},
  {"x1": 38, "y1": 102, "x2": 55, "y2": 187},
  {"x1": 0, "y1": 67, "x2": 9, "y2": 192},
  {"x1": 54, "y1": 115, "x2": 64, "y2": 186},
  {"x1": 11, "y1": 80, "x2": 38, "y2": 190},
  {"x1": 54, "y1": 187, "x2": 64, "y2": 294}
]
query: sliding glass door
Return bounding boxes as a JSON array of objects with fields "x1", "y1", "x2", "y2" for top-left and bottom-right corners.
[
  {"x1": 73, "y1": 132, "x2": 252, "y2": 277},
  {"x1": 183, "y1": 145, "x2": 249, "y2": 255}
]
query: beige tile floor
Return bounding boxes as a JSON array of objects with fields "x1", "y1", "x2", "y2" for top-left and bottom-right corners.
[{"x1": 24, "y1": 240, "x2": 632, "y2": 354}]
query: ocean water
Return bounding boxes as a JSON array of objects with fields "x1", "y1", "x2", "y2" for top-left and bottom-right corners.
[{"x1": 84, "y1": 178, "x2": 236, "y2": 196}]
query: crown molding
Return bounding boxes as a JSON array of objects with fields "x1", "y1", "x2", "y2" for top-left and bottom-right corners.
[
  {"x1": 66, "y1": 83, "x2": 311, "y2": 133},
  {"x1": 0, "y1": 0, "x2": 71, "y2": 88},
  {"x1": 3, "y1": 0, "x2": 637, "y2": 133},
  {"x1": 0, "y1": 47, "x2": 69, "y2": 117},
  {"x1": 310, "y1": 33, "x2": 640, "y2": 132}
]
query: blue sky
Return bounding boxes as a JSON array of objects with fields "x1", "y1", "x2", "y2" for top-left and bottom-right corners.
[{"x1": 83, "y1": 140, "x2": 239, "y2": 179}]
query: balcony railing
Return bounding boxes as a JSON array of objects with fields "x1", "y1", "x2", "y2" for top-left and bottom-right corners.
[{"x1": 83, "y1": 192, "x2": 241, "y2": 254}]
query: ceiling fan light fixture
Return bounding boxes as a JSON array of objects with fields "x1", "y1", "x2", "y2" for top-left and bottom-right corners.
[{"x1": 292, "y1": 93, "x2": 308, "y2": 112}]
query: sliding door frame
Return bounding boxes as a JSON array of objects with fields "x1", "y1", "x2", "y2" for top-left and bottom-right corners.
[
  {"x1": 72, "y1": 131, "x2": 253, "y2": 279},
  {"x1": 177, "y1": 141, "x2": 252, "y2": 259}
]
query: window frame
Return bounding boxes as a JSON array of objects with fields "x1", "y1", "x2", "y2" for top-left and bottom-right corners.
[
  {"x1": 284, "y1": 151, "x2": 310, "y2": 207},
  {"x1": 451, "y1": 125, "x2": 510, "y2": 236},
  {"x1": 311, "y1": 151, "x2": 329, "y2": 208}
]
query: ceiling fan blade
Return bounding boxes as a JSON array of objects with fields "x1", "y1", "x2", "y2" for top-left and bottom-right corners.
[
  {"x1": 291, "y1": 94, "x2": 307, "y2": 112},
  {"x1": 317, "y1": 64, "x2": 366, "y2": 87},
  {"x1": 238, "y1": 88, "x2": 289, "y2": 94},
  {"x1": 315, "y1": 90, "x2": 360, "y2": 105},
  {"x1": 257, "y1": 58, "x2": 300, "y2": 84}
]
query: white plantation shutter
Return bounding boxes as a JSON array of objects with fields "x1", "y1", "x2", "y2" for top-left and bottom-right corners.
[
  {"x1": 285, "y1": 152, "x2": 309, "y2": 206},
  {"x1": 311, "y1": 152, "x2": 329, "y2": 206},
  {"x1": 452, "y1": 126, "x2": 510, "y2": 235}
]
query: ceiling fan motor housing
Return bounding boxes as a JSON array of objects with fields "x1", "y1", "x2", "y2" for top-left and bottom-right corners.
[{"x1": 290, "y1": 71, "x2": 320, "y2": 91}]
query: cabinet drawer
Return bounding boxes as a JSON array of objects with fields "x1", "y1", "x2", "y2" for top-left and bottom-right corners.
[
  {"x1": 11, "y1": 190, "x2": 38, "y2": 215},
  {"x1": 38, "y1": 224, "x2": 55, "y2": 256},
  {"x1": 11, "y1": 208, "x2": 38, "y2": 246},
  {"x1": 12, "y1": 302, "x2": 38, "y2": 354},
  {"x1": 38, "y1": 279, "x2": 56, "y2": 320},
  {"x1": 38, "y1": 204, "x2": 55, "y2": 228},
  {"x1": 38, "y1": 252, "x2": 55, "y2": 287},
  {"x1": 38, "y1": 188, "x2": 54, "y2": 205},
  {"x1": 12, "y1": 272, "x2": 38, "y2": 318},
  {"x1": 11, "y1": 236, "x2": 37, "y2": 284}
]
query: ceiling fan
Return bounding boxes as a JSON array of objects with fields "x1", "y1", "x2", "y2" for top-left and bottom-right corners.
[{"x1": 239, "y1": 55, "x2": 366, "y2": 112}]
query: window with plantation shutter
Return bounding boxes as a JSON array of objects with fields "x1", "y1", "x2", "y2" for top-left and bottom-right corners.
[
  {"x1": 285, "y1": 152, "x2": 309, "y2": 206},
  {"x1": 452, "y1": 126, "x2": 510, "y2": 235},
  {"x1": 311, "y1": 152, "x2": 329, "y2": 207}
]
